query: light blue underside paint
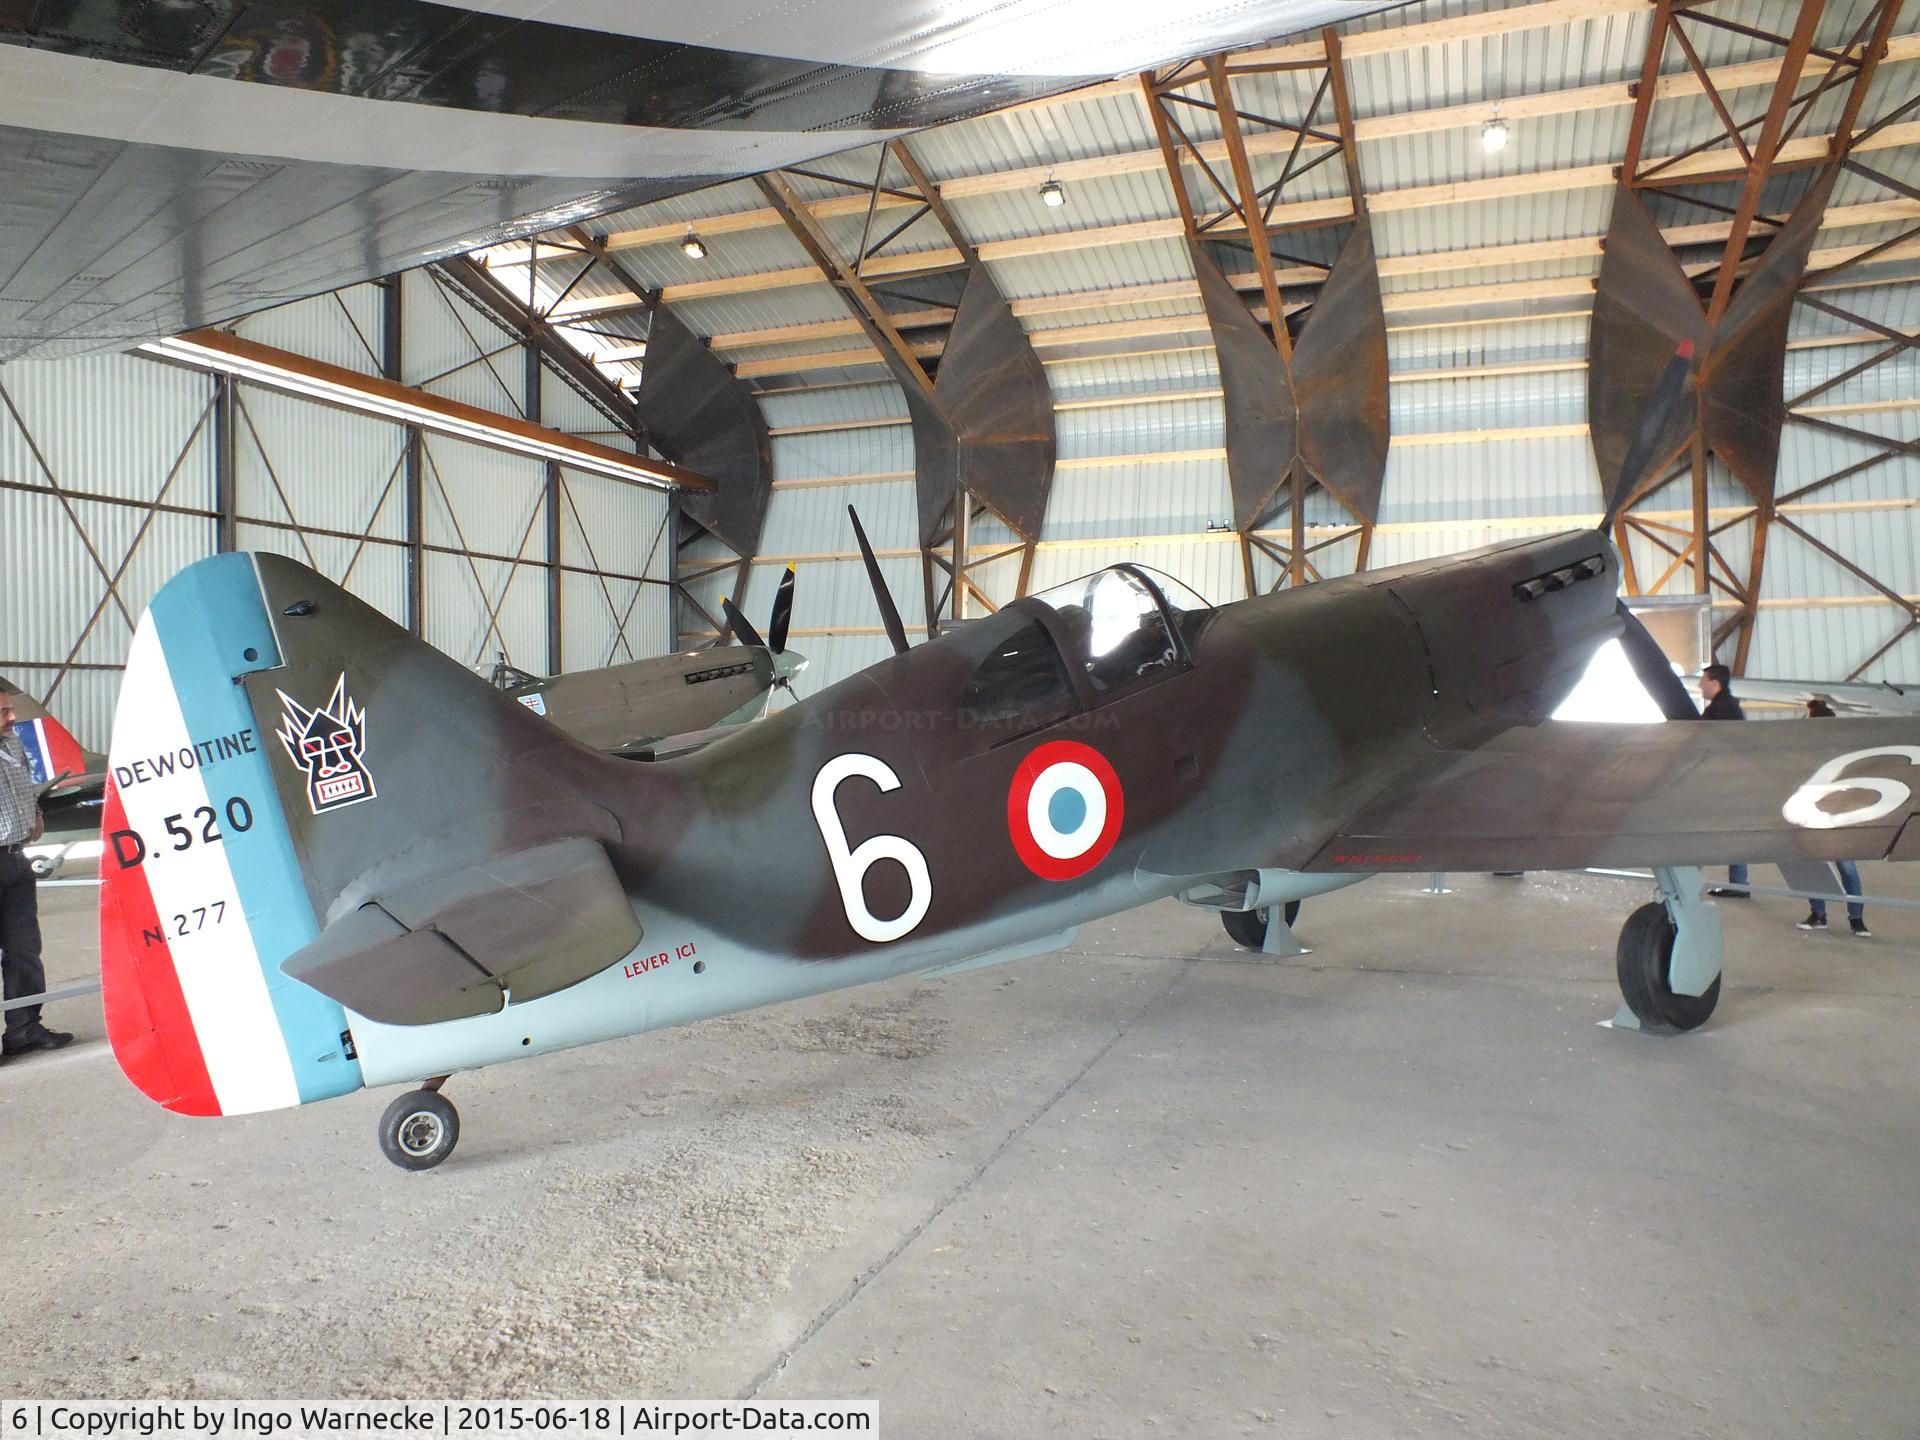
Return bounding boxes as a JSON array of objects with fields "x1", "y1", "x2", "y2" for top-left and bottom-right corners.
[
  {"x1": 1049, "y1": 786, "x2": 1087, "y2": 835},
  {"x1": 150, "y1": 555, "x2": 362, "y2": 1103}
]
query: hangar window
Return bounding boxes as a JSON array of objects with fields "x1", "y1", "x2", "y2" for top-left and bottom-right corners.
[{"x1": 962, "y1": 616, "x2": 1074, "y2": 724}]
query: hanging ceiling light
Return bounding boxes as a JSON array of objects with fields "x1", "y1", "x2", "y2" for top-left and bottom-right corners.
[
  {"x1": 1039, "y1": 174, "x2": 1067, "y2": 208},
  {"x1": 1481, "y1": 106, "x2": 1510, "y2": 155},
  {"x1": 680, "y1": 227, "x2": 708, "y2": 260}
]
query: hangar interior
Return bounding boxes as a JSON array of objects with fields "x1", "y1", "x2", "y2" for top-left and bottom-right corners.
[
  {"x1": 7, "y1": 0, "x2": 1919, "y2": 742},
  {"x1": 2, "y1": 0, "x2": 1919, "y2": 1433}
]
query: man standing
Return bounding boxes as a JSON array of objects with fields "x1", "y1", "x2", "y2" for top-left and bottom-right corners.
[
  {"x1": 1699, "y1": 663, "x2": 1751, "y2": 899},
  {"x1": 0, "y1": 688, "x2": 74, "y2": 1059},
  {"x1": 1797, "y1": 699, "x2": 1871, "y2": 937}
]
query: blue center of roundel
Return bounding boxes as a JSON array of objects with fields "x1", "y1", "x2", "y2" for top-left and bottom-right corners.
[{"x1": 1048, "y1": 786, "x2": 1088, "y2": 834}]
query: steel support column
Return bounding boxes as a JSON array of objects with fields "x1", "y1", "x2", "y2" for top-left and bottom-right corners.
[
  {"x1": 212, "y1": 373, "x2": 237, "y2": 555},
  {"x1": 380, "y1": 274, "x2": 425, "y2": 635},
  {"x1": 1597, "y1": 0, "x2": 1905, "y2": 671},
  {"x1": 560, "y1": 229, "x2": 773, "y2": 649},
  {"x1": 758, "y1": 146, "x2": 1055, "y2": 634},
  {"x1": 1143, "y1": 30, "x2": 1387, "y2": 596}
]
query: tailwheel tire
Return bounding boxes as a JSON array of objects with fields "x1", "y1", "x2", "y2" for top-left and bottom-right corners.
[
  {"x1": 1615, "y1": 901, "x2": 1720, "y2": 1034},
  {"x1": 1220, "y1": 900, "x2": 1302, "y2": 950},
  {"x1": 29, "y1": 854, "x2": 56, "y2": 879},
  {"x1": 379, "y1": 1088, "x2": 460, "y2": 1170}
]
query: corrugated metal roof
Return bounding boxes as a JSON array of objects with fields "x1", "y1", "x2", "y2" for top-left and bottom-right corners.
[
  {"x1": 1057, "y1": 395, "x2": 1224, "y2": 458},
  {"x1": 435, "y1": 0, "x2": 1920, "y2": 683},
  {"x1": 1043, "y1": 457, "x2": 1231, "y2": 540},
  {"x1": 773, "y1": 426, "x2": 915, "y2": 480}
]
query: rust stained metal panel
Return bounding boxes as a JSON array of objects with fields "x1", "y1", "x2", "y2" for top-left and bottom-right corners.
[
  {"x1": 913, "y1": 265, "x2": 1057, "y2": 543},
  {"x1": 1701, "y1": 163, "x2": 1840, "y2": 504},
  {"x1": 1588, "y1": 180, "x2": 1709, "y2": 511},
  {"x1": 1193, "y1": 238, "x2": 1295, "y2": 531},
  {"x1": 635, "y1": 304, "x2": 773, "y2": 558},
  {"x1": 1295, "y1": 216, "x2": 1391, "y2": 526}
]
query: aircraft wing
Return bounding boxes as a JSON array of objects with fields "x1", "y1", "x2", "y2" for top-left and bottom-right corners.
[
  {"x1": 1304, "y1": 717, "x2": 1920, "y2": 874},
  {"x1": 1731, "y1": 676, "x2": 1920, "y2": 716},
  {"x1": 0, "y1": 0, "x2": 1386, "y2": 359}
]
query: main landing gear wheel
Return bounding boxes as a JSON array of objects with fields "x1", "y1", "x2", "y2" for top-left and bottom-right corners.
[
  {"x1": 1220, "y1": 900, "x2": 1302, "y2": 949},
  {"x1": 379, "y1": 1087, "x2": 460, "y2": 1170},
  {"x1": 1615, "y1": 901, "x2": 1720, "y2": 1034}
]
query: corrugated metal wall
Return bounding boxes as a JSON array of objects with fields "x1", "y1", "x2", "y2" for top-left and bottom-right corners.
[
  {"x1": 0, "y1": 272, "x2": 675, "y2": 749},
  {"x1": 615, "y1": 0, "x2": 1920, "y2": 699}
]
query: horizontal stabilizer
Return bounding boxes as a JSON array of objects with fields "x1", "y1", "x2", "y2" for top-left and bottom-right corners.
[{"x1": 283, "y1": 839, "x2": 643, "y2": 1026}]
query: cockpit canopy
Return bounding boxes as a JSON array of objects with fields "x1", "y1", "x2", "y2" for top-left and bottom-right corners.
[{"x1": 961, "y1": 565, "x2": 1213, "y2": 726}]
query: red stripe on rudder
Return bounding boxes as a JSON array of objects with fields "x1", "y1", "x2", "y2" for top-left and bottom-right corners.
[
  {"x1": 98, "y1": 778, "x2": 221, "y2": 1117},
  {"x1": 36, "y1": 717, "x2": 86, "y2": 785}
]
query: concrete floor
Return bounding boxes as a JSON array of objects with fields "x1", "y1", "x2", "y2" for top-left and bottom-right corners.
[{"x1": 2, "y1": 870, "x2": 1916, "y2": 1437}]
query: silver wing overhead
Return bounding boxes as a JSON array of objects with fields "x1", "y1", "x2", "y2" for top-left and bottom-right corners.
[{"x1": 0, "y1": 0, "x2": 1395, "y2": 359}]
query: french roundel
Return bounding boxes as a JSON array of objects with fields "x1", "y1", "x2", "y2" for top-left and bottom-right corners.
[{"x1": 1007, "y1": 740, "x2": 1125, "y2": 882}]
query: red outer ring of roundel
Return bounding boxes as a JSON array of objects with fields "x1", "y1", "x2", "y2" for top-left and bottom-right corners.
[{"x1": 1007, "y1": 740, "x2": 1125, "y2": 882}]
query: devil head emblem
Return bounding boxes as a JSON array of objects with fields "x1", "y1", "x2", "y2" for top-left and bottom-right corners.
[{"x1": 276, "y1": 674, "x2": 377, "y2": 814}]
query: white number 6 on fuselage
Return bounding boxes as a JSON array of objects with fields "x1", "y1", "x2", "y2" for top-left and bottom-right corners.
[
  {"x1": 1782, "y1": 745, "x2": 1920, "y2": 830},
  {"x1": 811, "y1": 753, "x2": 933, "y2": 943}
]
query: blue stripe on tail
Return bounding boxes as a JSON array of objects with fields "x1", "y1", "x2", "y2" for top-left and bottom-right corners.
[{"x1": 149, "y1": 555, "x2": 363, "y2": 1104}]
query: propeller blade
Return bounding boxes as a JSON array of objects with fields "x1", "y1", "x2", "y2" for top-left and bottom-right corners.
[
  {"x1": 769, "y1": 565, "x2": 795, "y2": 655},
  {"x1": 722, "y1": 595, "x2": 767, "y2": 653},
  {"x1": 1616, "y1": 601, "x2": 1699, "y2": 721},
  {"x1": 1601, "y1": 338, "x2": 1696, "y2": 531},
  {"x1": 848, "y1": 506, "x2": 910, "y2": 656}
]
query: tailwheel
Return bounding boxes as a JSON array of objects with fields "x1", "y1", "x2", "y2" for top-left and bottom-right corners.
[
  {"x1": 1220, "y1": 900, "x2": 1302, "y2": 950},
  {"x1": 1615, "y1": 901, "x2": 1720, "y2": 1034},
  {"x1": 378, "y1": 1085, "x2": 460, "y2": 1170}
]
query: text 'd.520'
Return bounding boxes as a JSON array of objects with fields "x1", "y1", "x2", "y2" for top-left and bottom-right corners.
[{"x1": 110, "y1": 796, "x2": 255, "y2": 868}]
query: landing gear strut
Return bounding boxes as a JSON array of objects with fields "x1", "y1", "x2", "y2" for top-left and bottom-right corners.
[
  {"x1": 1221, "y1": 900, "x2": 1303, "y2": 953},
  {"x1": 378, "y1": 1078, "x2": 460, "y2": 1170},
  {"x1": 1613, "y1": 866, "x2": 1722, "y2": 1033}
]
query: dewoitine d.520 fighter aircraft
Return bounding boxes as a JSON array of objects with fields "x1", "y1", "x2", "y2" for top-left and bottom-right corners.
[{"x1": 98, "y1": 501, "x2": 1920, "y2": 1167}]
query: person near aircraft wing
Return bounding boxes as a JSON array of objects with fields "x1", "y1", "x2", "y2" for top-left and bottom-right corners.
[
  {"x1": 1798, "y1": 700, "x2": 1870, "y2": 936},
  {"x1": 0, "y1": 689, "x2": 74, "y2": 1058},
  {"x1": 1699, "y1": 663, "x2": 1753, "y2": 900}
]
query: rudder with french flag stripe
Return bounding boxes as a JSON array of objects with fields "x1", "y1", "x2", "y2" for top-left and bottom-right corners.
[{"x1": 100, "y1": 556, "x2": 363, "y2": 1117}]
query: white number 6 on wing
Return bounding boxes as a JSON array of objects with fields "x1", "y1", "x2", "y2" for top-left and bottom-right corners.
[
  {"x1": 811, "y1": 753, "x2": 933, "y2": 943},
  {"x1": 1782, "y1": 745, "x2": 1920, "y2": 830}
]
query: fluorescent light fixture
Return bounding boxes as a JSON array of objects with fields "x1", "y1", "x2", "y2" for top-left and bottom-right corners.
[
  {"x1": 1481, "y1": 108, "x2": 1510, "y2": 155},
  {"x1": 138, "y1": 334, "x2": 690, "y2": 491},
  {"x1": 1039, "y1": 177, "x2": 1067, "y2": 208},
  {"x1": 680, "y1": 228, "x2": 708, "y2": 260}
]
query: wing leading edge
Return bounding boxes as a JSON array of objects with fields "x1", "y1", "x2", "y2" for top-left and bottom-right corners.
[{"x1": 1307, "y1": 717, "x2": 1920, "y2": 874}]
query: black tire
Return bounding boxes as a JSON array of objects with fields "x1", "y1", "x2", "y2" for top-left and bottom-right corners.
[
  {"x1": 378, "y1": 1089, "x2": 460, "y2": 1171},
  {"x1": 1221, "y1": 906, "x2": 1269, "y2": 949},
  {"x1": 1220, "y1": 901, "x2": 1301, "y2": 950},
  {"x1": 1615, "y1": 901, "x2": 1720, "y2": 1034},
  {"x1": 28, "y1": 854, "x2": 56, "y2": 879}
]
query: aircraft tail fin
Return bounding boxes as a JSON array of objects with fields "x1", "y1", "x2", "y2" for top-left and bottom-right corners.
[
  {"x1": 1, "y1": 676, "x2": 95, "y2": 789},
  {"x1": 100, "y1": 553, "x2": 638, "y2": 1117}
]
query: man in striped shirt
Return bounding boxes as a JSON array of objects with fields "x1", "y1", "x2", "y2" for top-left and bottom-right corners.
[{"x1": 0, "y1": 689, "x2": 73, "y2": 1059}]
